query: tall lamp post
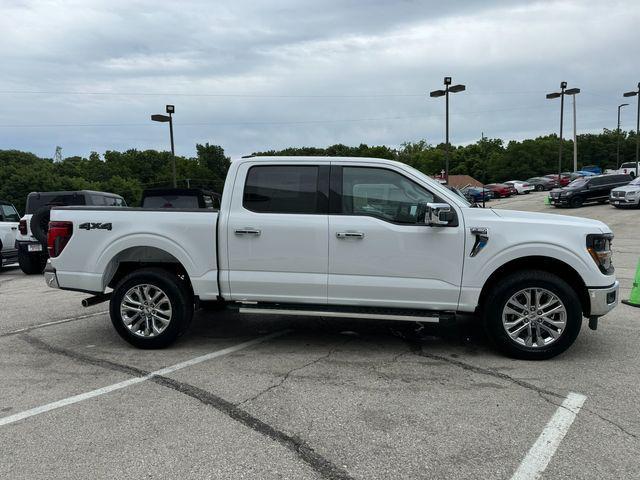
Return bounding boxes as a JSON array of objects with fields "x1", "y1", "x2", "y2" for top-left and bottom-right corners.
[
  {"x1": 151, "y1": 104, "x2": 177, "y2": 188},
  {"x1": 617, "y1": 103, "x2": 629, "y2": 169},
  {"x1": 567, "y1": 90, "x2": 580, "y2": 172},
  {"x1": 430, "y1": 76, "x2": 465, "y2": 184},
  {"x1": 623, "y1": 82, "x2": 640, "y2": 178},
  {"x1": 546, "y1": 82, "x2": 580, "y2": 182}
]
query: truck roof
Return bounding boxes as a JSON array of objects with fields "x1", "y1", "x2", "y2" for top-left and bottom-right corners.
[{"x1": 235, "y1": 155, "x2": 405, "y2": 167}]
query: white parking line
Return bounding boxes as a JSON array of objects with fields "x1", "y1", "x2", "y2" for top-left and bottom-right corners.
[
  {"x1": 0, "y1": 311, "x2": 109, "y2": 337},
  {"x1": 510, "y1": 392, "x2": 587, "y2": 480},
  {"x1": 0, "y1": 330, "x2": 288, "y2": 427}
]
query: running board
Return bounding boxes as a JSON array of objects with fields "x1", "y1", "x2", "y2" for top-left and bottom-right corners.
[{"x1": 236, "y1": 303, "x2": 454, "y2": 323}]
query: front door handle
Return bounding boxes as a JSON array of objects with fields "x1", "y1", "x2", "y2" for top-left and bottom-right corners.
[
  {"x1": 235, "y1": 228, "x2": 261, "y2": 236},
  {"x1": 336, "y1": 231, "x2": 365, "y2": 239},
  {"x1": 11, "y1": 227, "x2": 17, "y2": 230}
]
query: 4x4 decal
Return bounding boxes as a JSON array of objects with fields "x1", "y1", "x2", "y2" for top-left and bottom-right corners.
[{"x1": 79, "y1": 222, "x2": 112, "y2": 231}]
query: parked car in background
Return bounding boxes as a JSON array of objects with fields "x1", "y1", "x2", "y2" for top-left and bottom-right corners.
[
  {"x1": 545, "y1": 174, "x2": 571, "y2": 187},
  {"x1": 609, "y1": 176, "x2": 640, "y2": 208},
  {"x1": 16, "y1": 190, "x2": 126, "y2": 274},
  {"x1": 485, "y1": 183, "x2": 516, "y2": 198},
  {"x1": 504, "y1": 180, "x2": 534, "y2": 195},
  {"x1": 0, "y1": 200, "x2": 20, "y2": 267},
  {"x1": 617, "y1": 162, "x2": 638, "y2": 179},
  {"x1": 581, "y1": 165, "x2": 602, "y2": 175},
  {"x1": 525, "y1": 177, "x2": 556, "y2": 191},
  {"x1": 548, "y1": 174, "x2": 631, "y2": 208},
  {"x1": 141, "y1": 188, "x2": 221, "y2": 210},
  {"x1": 461, "y1": 186, "x2": 493, "y2": 203},
  {"x1": 576, "y1": 170, "x2": 597, "y2": 177}
]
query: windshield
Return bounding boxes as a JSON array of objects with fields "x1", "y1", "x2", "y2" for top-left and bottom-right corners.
[
  {"x1": 629, "y1": 177, "x2": 640, "y2": 186},
  {"x1": 567, "y1": 178, "x2": 588, "y2": 188}
]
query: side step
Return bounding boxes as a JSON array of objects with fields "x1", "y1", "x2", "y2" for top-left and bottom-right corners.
[{"x1": 236, "y1": 302, "x2": 455, "y2": 323}]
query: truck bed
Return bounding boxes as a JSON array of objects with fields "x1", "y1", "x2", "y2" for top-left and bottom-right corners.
[{"x1": 49, "y1": 207, "x2": 219, "y2": 299}]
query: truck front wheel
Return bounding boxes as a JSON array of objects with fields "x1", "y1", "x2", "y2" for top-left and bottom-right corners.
[
  {"x1": 482, "y1": 271, "x2": 582, "y2": 360},
  {"x1": 110, "y1": 268, "x2": 194, "y2": 349}
]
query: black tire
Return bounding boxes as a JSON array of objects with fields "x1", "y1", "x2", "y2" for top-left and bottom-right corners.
[
  {"x1": 18, "y1": 250, "x2": 47, "y2": 274},
  {"x1": 482, "y1": 270, "x2": 582, "y2": 360},
  {"x1": 30, "y1": 206, "x2": 52, "y2": 244},
  {"x1": 535, "y1": 185, "x2": 544, "y2": 191},
  {"x1": 110, "y1": 268, "x2": 194, "y2": 349},
  {"x1": 569, "y1": 196, "x2": 584, "y2": 208}
]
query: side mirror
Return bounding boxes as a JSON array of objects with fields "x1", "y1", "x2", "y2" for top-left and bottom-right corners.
[{"x1": 424, "y1": 203, "x2": 452, "y2": 226}]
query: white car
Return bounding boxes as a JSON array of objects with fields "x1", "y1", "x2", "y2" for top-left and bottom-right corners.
[
  {"x1": 505, "y1": 180, "x2": 535, "y2": 194},
  {"x1": 0, "y1": 200, "x2": 20, "y2": 267},
  {"x1": 617, "y1": 162, "x2": 638, "y2": 179},
  {"x1": 44, "y1": 156, "x2": 619, "y2": 360},
  {"x1": 610, "y1": 176, "x2": 640, "y2": 208}
]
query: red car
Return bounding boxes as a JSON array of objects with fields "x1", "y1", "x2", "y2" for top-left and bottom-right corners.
[
  {"x1": 485, "y1": 183, "x2": 516, "y2": 198},
  {"x1": 544, "y1": 174, "x2": 571, "y2": 187}
]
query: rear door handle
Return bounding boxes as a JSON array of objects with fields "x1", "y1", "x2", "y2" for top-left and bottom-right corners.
[
  {"x1": 235, "y1": 228, "x2": 261, "y2": 236},
  {"x1": 336, "y1": 232, "x2": 365, "y2": 239}
]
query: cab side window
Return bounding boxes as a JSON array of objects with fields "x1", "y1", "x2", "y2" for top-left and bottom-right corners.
[
  {"x1": 1, "y1": 204, "x2": 19, "y2": 222},
  {"x1": 341, "y1": 167, "x2": 435, "y2": 224}
]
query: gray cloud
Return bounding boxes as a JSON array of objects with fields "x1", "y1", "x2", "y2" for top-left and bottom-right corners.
[{"x1": 1, "y1": 0, "x2": 638, "y2": 159}]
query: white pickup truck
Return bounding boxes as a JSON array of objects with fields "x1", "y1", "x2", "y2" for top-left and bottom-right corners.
[{"x1": 44, "y1": 156, "x2": 619, "y2": 359}]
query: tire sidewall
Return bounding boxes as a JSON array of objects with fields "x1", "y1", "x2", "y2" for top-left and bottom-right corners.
[
  {"x1": 570, "y1": 196, "x2": 583, "y2": 208},
  {"x1": 483, "y1": 271, "x2": 582, "y2": 360},
  {"x1": 30, "y1": 206, "x2": 52, "y2": 244},
  {"x1": 110, "y1": 268, "x2": 193, "y2": 348}
]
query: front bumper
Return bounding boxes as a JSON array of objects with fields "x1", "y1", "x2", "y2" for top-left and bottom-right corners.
[
  {"x1": 609, "y1": 196, "x2": 640, "y2": 206},
  {"x1": 548, "y1": 195, "x2": 570, "y2": 205},
  {"x1": 43, "y1": 261, "x2": 60, "y2": 289},
  {"x1": 588, "y1": 281, "x2": 619, "y2": 316}
]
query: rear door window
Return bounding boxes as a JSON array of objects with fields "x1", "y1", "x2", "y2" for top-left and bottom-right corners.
[{"x1": 243, "y1": 165, "x2": 322, "y2": 214}]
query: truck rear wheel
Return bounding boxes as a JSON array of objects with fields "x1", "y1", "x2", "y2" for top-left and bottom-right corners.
[
  {"x1": 482, "y1": 271, "x2": 582, "y2": 360},
  {"x1": 18, "y1": 250, "x2": 47, "y2": 274},
  {"x1": 110, "y1": 268, "x2": 194, "y2": 349}
]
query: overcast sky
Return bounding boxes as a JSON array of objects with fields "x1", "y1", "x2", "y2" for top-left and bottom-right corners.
[{"x1": 1, "y1": 0, "x2": 639, "y2": 160}]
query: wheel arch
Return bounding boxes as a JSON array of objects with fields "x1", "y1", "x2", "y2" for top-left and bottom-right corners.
[
  {"x1": 477, "y1": 256, "x2": 590, "y2": 316},
  {"x1": 104, "y1": 246, "x2": 194, "y2": 297}
]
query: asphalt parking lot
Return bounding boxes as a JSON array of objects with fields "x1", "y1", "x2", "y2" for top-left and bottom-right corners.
[{"x1": 1, "y1": 192, "x2": 639, "y2": 480}]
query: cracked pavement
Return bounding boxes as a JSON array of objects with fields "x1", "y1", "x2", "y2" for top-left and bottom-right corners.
[{"x1": 1, "y1": 192, "x2": 640, "y2": 479}]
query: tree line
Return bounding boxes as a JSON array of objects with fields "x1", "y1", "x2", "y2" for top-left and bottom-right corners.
[{"x1": 1, "y1": 129, "x2": 637, "y2": 213}]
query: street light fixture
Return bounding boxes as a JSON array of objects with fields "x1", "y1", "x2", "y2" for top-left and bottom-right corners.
[
  {"x1": 617, "y1": 103, "x2": 629, "y2": 168},
  {"x1": 151, "y1": 105, "x2": 177, "y2": 188},
  {"x1": 623, "y1": 82, "x2": 640, "y2": 178},
  {"x1": 546, "y1": 82, "x2": 580, "y2": 181},
  {"x1": 430, "y1": 76, "x2": 466, "y2": 184}
]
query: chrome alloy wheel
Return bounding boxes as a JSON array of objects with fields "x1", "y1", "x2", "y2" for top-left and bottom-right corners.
[
  {"x1": 120, "y1": 284, "x2": 172, "y2": 338},
  {"x1": 501, "y1": 288, "x2": 567, "y2": 348}
]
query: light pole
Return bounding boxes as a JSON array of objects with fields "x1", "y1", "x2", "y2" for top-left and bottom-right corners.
[
  {"x1": 623, "y1": 82, "x2": 640, "y2": 178},
  {"x1": 151, "y1": 104, "x2": 177, "y2": 188},
  {"x1": 430, "y1": 76, "x2": 465, "y2": 184},
  {"x1": 546, "y1": 82, "x2": 580, "y2": 182},
  {"x1": 617, "y1": 103, "x2": 629, "y2": 168}
]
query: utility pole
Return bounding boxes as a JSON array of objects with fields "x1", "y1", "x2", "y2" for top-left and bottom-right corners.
[
  {"x1": 430, "y1": 77, "x2": 465, "y2": 184},
  {"x1": 623, "y1": 82, "x2": 640, "y2": 178},
  {"x1": 617, "y1": 103, "x2": 629, "y2": 169}
]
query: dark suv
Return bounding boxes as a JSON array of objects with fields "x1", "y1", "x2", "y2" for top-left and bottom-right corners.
[
  {"x1": 16, "y1": 190, "x2": 126, "y2": 274},
  {"x1": 141, "y1": 188, "x2": 221, "y2": 209},
  {"x1": 548, "y1": 174, "x2": 631, "y2": 208}
]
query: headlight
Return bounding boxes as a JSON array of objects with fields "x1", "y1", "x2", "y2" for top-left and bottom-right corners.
[{"x1": 586, "y1": 234, "x2": 614, "y2": 274}]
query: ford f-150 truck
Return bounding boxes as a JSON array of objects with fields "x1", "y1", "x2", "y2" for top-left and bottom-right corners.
[{"x1": 44, "y1": 156, "x2": 619, "y2": 359}]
